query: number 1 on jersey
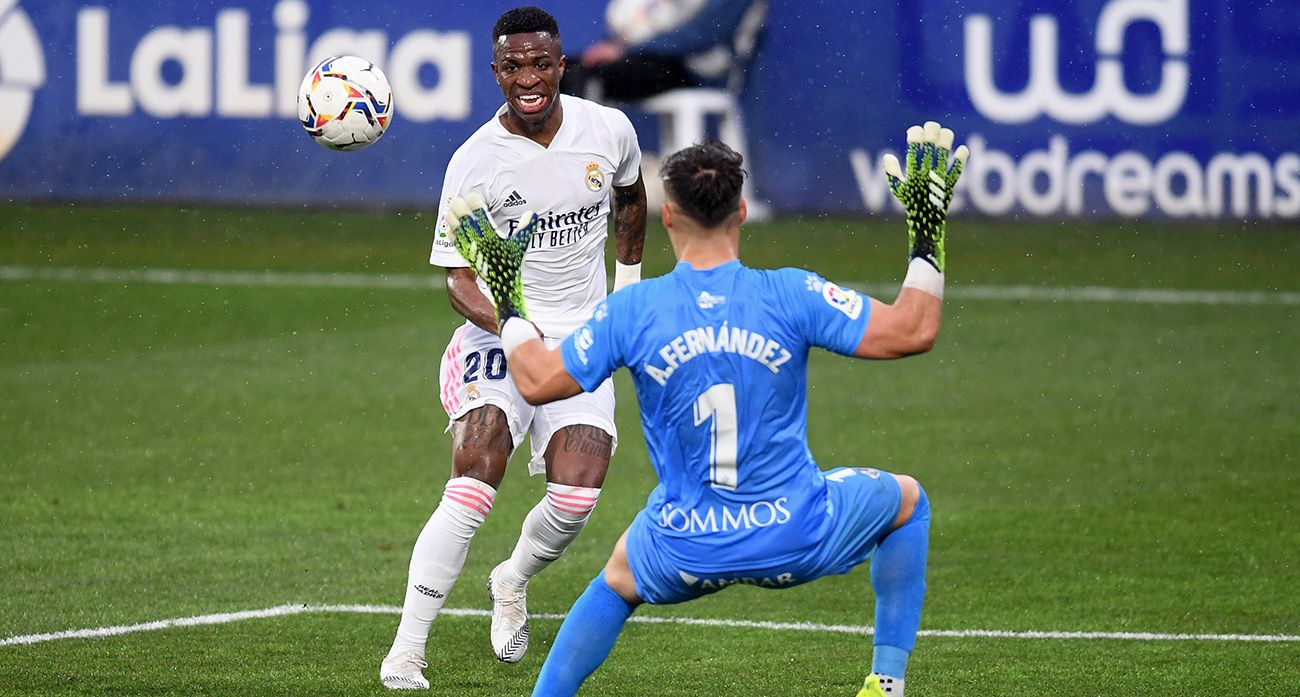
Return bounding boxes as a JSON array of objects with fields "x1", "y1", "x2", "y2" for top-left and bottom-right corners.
[{"x1": 694, "y1": 384, "x2": 738, "y2": 490}]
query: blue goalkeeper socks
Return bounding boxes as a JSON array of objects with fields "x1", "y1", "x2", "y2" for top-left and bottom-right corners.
[
  {"x1": 532, "y1": 571, "x2": 637, "y2": 697},
  {"x1": 870, "y1": 484, "x2": 930, "y2": 679}
]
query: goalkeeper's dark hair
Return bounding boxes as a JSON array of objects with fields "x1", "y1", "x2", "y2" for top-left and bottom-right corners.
[
  {"x1": 660, "y1": 141, "x2": 747, "y2": 228},
  {"x1": 493, "y1": 7, "x2": 561, "y2": 43}
]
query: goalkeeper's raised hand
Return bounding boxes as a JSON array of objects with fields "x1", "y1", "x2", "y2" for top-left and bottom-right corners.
[
  {"x1": 883, "y1": 121, "x2": 969, "y2": 273},
  {"x1": 444, "y1": 193, "x2": 537, "y2": 329}
]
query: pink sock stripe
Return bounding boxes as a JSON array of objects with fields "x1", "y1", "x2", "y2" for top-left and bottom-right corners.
[
  {"x1": 443, "y1": 479, "x2": 495, "y2": 517},
  {"x1": 546, "y1": 488, "x2": 599, "y2": 516},
  {"x1": 444, "y1": 491, "x2": 491, "y2": 516},
  {"x1": 446, "y1": 484, "x2": 494, "y2": 510}
]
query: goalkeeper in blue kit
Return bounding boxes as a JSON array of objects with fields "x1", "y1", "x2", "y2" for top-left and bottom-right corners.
[{"x1": 445, "y1": 124, "x2": 967, "y2": 697}]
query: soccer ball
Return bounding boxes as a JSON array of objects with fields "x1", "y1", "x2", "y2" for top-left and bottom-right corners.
[{"x1": 297, "y1": 55, "x2": 393, "y2": 151}]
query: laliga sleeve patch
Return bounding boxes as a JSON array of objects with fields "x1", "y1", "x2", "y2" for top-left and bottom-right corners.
[
  {"x1": 434, "y1": 205, "x2": 454, "y2": 248},
  {"x1": 821, "y1": 282, "x2": 863, "y2": 320}
]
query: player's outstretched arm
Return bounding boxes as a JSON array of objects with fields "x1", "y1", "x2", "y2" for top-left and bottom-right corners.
[
  {"x1": 855, "y1": 290, "x2": 943, "y2": 359},
  {"x1": 612, "y1": 174, "x2": 648, "y2": 292},
  {"x1": 855, "y1": 121, "x2": 968, "y2": 360}
]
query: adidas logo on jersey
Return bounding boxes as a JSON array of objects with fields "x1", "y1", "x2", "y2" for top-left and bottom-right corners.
[{"x1": 503, "y1": 190, "x2": 528, "y2": 207}]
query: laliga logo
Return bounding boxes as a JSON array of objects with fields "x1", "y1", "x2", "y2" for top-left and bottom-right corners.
[
  {"x1": 965, "y1": 0, "x2": 1188, "y2": 125},
  {"x1": 0, "y1": 0, "x2": 46, "y2": 160}
]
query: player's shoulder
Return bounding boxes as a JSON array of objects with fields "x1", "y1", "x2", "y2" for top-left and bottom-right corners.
[
  {"x1": 743, "y1": 266, "x2": 823, "y2": 294},
  {"x1": 444, "y1": 126, "x2": 495, "y2": 177},
  {"x1": 563, "y1": 94, "x2": 633, "y2": 122},
  {"x1": 562, "y1": 95, "x2": 636, "y2": 135}
]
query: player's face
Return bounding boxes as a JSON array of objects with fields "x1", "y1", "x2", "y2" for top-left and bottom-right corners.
[{"x1": 492, "y1": 32, "x2": 565, "y2": 125}]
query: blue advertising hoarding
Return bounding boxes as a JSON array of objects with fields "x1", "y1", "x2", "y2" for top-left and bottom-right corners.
[{"x1": 0, "y1": 0, "x2": 1296, "y2": 218}]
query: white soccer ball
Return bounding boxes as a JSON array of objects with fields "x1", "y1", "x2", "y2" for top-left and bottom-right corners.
[{"x1": 297, "y1": 55, "x2": 394, "y2": 151}]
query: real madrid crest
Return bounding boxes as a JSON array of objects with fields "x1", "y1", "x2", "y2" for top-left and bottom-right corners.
[{"x1": 584, "y1": 162, "x2": 606, "y2": 192}]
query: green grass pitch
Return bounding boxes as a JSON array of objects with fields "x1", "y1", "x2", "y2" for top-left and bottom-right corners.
[{"x1": 1, "y1": 204, "x2": 1297, "y2": 695}]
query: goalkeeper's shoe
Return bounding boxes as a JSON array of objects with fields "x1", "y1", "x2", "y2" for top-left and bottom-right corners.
[
  {"x1": 856, "y1": 674, "x2": 904, "y2": 697},
  {"x1": 379, "y1": 650, "x2": 429, "y2": 690},
  {"x1": 487, "y1": 561, "x2": 530, "y2": 663}
]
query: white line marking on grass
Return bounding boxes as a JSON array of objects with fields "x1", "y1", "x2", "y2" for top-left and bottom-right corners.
[
  {"x1": 4, "y1": 604, "x2": 1297, "y2": 647},
  {"x1": 0, "y1": 266, "x2": 444, "y2": 290},
  {"x1": 3, "y1": 266, "x2": 1299, "y2": 306},
  {"x1": 950, "y1": 284, "x2": 1300, "y2": 306},
  {"x1": 0, "y1": 604, "x2": 309, "y2": 646}
]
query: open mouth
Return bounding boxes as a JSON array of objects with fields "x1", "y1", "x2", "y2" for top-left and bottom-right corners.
[{"x1": 515, "y1": 93, "x2": 549, "y2": 115}]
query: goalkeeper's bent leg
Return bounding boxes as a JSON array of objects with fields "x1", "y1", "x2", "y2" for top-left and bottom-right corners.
[
  {"x1": 388, "y1": 476, "x2": 496, "y2": 657},
  {"x1": 531, "y1": 571, "x2": 637, "y2": 697},
  {"x1": 869, "y1": 479, "x2": 930, "y2": 685}
]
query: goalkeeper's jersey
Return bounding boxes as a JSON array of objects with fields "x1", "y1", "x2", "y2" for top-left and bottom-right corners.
[
  {"x1": 560, "y1": 261, "x2": 874, "y2": 571},
  {"x1": 429, "y1": 95, "x2": 642, "y2": 339}
]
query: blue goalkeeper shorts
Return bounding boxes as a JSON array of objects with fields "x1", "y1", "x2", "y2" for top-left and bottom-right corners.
[{"x1": 626, "y1": 467, "x2": 902, "y2": 605}]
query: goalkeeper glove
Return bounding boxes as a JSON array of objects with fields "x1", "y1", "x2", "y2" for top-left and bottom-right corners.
[
  {"x1": 445, "y1": 193, "x2": 537, "y2": 329},
  {"x1": 883, "y1": 121, "x2": 969, "y2": 273}
]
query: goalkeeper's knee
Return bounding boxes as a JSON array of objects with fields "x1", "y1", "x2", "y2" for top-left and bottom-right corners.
[{"x1": 891, "y1": 474, "x2": 929, "y2": 530}]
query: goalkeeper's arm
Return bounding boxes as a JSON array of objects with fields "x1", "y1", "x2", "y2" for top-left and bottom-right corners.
[
  {"x1": 498, "y1": 318, "x2": 584, "y2": 405},
  {"x1": 853, "y1": 120, "x2": 967, "y2": 360},
  {"x1": 853, "y1": 284, "x2": 943, "y2": 359}
]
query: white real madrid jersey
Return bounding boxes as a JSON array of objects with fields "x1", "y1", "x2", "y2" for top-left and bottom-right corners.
[{"x1": 430, "y1": 95, "x2": 642, "y2": 338}]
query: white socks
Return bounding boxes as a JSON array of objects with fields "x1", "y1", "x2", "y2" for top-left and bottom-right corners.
[
  {"x1": 388, "y1": 479, "x2": 601, "y2": 656},
  {"x1": 389, "y1": 476, "x2": 496, "y2": 657},
  {"x1": 496, "y1": 483, "x2": 602, "y2": 590}
]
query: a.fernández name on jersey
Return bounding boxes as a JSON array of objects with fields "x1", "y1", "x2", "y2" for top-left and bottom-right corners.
[
  {"x1": 643, "y1": 321, "x2": 794, "y2": 386},
  {"x1": 508, "y1": 202, "x2": 604, "y2": 250}
]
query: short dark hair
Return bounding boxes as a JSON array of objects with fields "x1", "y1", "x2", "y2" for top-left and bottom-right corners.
[
  {"x1": 493, "y1": 6, "x2": 561, "y2": 42},
  {"x1": 659, "y1": 141, "x2": 746, "y2": 228}
]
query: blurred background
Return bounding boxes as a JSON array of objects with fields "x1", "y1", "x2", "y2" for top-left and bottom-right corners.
[{"x1": 2, "y1": 0, "x2": 1297, "y2": 218}]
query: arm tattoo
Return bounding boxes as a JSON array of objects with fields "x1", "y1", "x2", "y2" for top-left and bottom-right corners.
[{"x1": 612, "y1": 176, "x2": 647, "y2": 265}]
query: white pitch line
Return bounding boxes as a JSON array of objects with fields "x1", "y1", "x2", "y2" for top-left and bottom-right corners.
[
  {"x1": 3, "y1": 603, "x2": 1297, "y2": 648},
  {"x1": 0, "y1": 265, "x2": 444, "y2": 290},
  {"x1": 2, "y1": 265, "x2": 1298, "y2": 306}
]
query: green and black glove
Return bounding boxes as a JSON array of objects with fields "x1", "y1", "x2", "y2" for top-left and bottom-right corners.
[
  {"x1": 445, "y1": 193, "x2": 537, "y2": 328},
  {"x1": 883, "y1": 121, "x2": 969, "y2": 273}
]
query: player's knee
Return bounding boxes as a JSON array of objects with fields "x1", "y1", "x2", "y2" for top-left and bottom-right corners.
[
  {"x1": 543, "y1": 483, "x2": 601, "y2": 524},
  {"x1": 438, "y1": 476, "x2": 497, "y2": 525},
  {"x1": 891, "y1": 474, "x2": 923, "y2": 529},
  {"x1": 601, "y1": 562, "x2": 641, "y2": 605}
]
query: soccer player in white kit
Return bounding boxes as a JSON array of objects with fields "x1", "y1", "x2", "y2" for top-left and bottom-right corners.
[{"x1": 380, "y1": 6, "x2": 647, "y2": 690}]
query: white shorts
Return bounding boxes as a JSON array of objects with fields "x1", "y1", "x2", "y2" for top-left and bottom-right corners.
[{"x1": 438, "y1": 322, "x2": 618, "y2": 476}]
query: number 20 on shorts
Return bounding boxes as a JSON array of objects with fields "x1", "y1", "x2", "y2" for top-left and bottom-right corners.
[{"x1": 464, "y1": 348, "x2": 507, "y2": 383}]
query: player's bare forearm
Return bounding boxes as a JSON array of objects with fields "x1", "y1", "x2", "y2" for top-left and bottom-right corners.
[
  {"x1": 505, "y1": 339, "x2": 584, "y2": 405},
  {"x1": 446, "y1": 267, "x2": 501, "y2": 335},
  {"x1": 854, "y1": 120, "x2": 966, "y2": 360},
  {"x1": 854, "y1": 288, "x2": 942, "y2": 360},
  {"x1": 612, "y1": 176, "x2": 647, "y2": 265}
]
